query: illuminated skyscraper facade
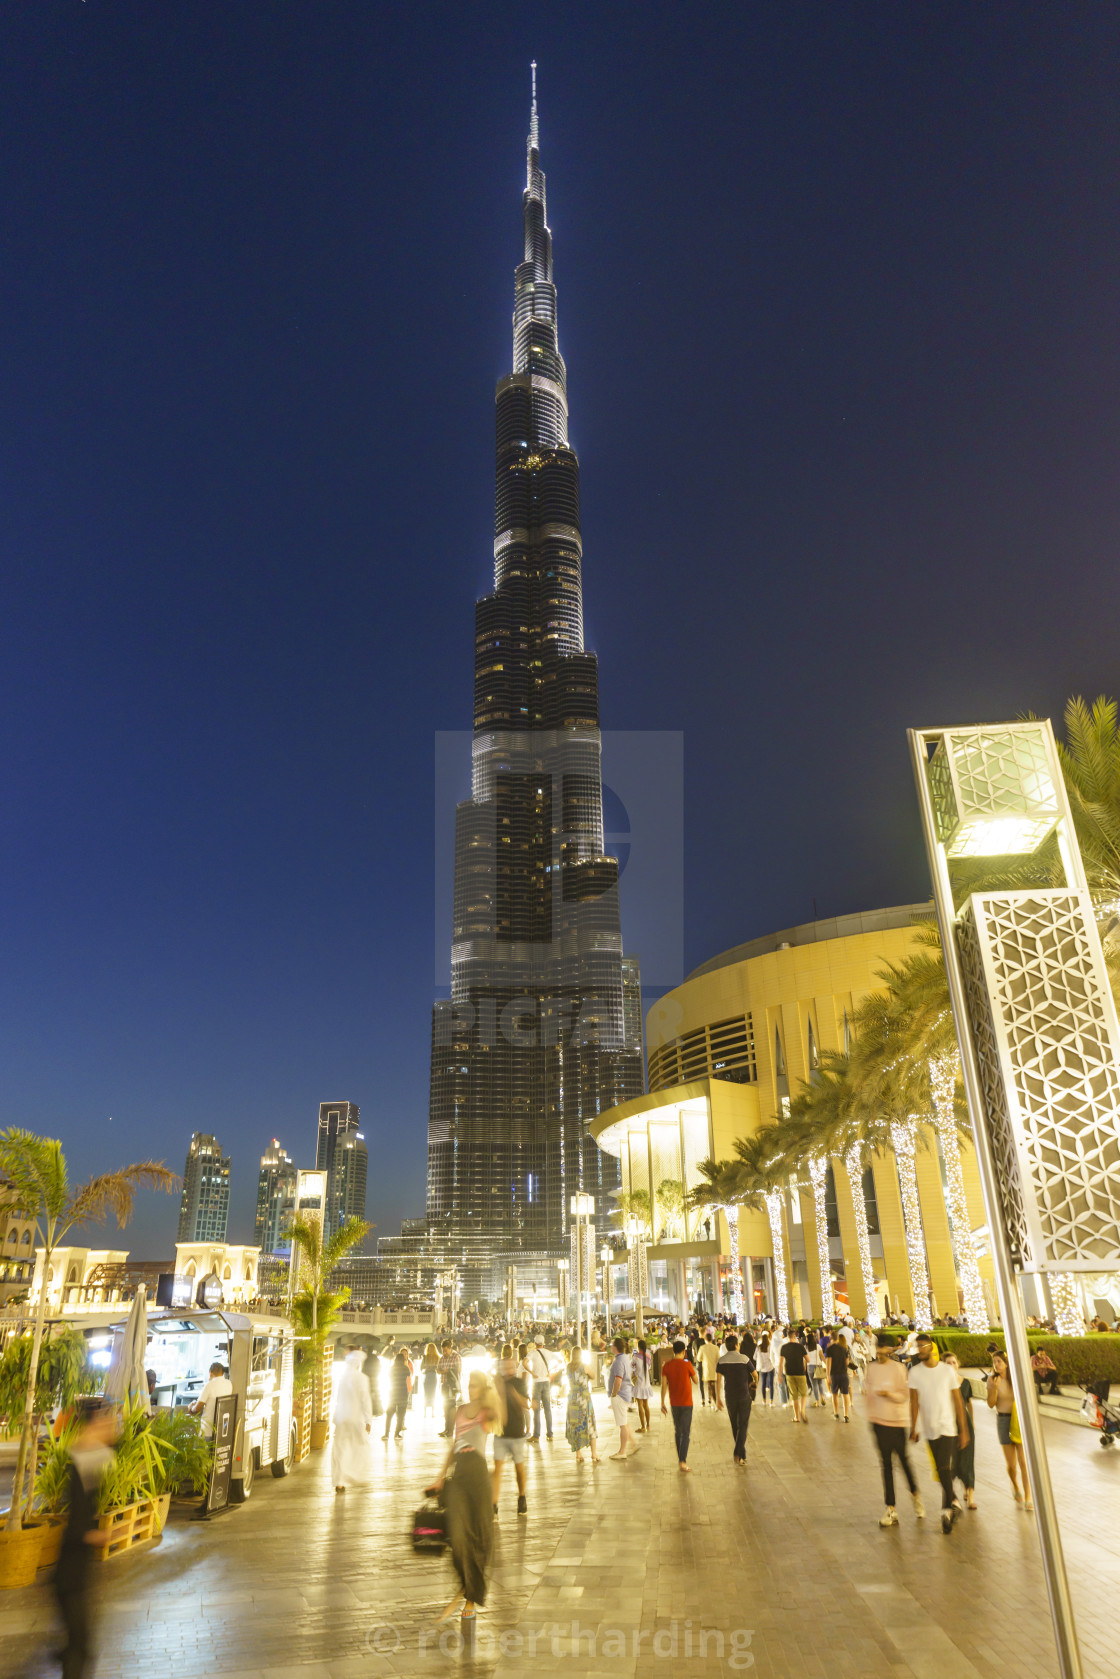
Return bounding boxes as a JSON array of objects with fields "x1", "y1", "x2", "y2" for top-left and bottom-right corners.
[
  {"x1": 254, "y1": 1140, "x2": 297, "y2": 1254},
  {"x1": 177, "y1": 1132, "x2": 231, "y2": 1244},
  {"x1": 427, "y1": 74, "x2": 644, "y2": 1268},
  {"x1": 315, "y1": 1101, "x2": 368, "y2": 1240}
]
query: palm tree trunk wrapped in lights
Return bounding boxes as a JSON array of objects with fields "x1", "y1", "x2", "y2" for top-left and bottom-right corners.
[
  {"x1": 843, "y1": 1145, "x2": 882, "y2": 1328},
  {"x1": 1050, "y1": 1273, "x2": 1083, "y2": 1336},
  {"x1": 807, "y1": 1157, "x2": 834, "y2": 1322},
  {"x1": 764, "y1": 1190, "x2": 789, "y2": 1322},
  {"x1": 889, "y1": 1120, "x2": 934, "y2": 1330},
  {"x1": 724, "y1": 1205, "x2": 746, "y2": 1322},
  {"x1": 929, "y1": 1054, "x2": 989, "y2": 1330}
]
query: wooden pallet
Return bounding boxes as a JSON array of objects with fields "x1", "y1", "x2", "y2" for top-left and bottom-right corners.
[{"x1": 96, "y1": 1498, "x2": 164, "y2": 1560}]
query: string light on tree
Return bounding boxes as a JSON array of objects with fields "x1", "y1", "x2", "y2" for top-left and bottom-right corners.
[
  {"x1": 930, "y1": 1053, "x2": 990, "y2": 1331},
  {"x1": 1051, "y1": 1273, "x2": 1082, "y2": 1337},
  {"x1": 844, "y1": 1145, "x2": 881, "y2": 1328},
  {"x1": 807, "y1": 1157, "x2": 834, "y2": 1321},
  {"x1": 723, "y1": 1204, "x2": 746, "y2": 1322},
  {"x1": 890, "y1": 1118, "x2": 934, "y2": 1330},
  {"x1": 765, "y1": 1190, "x2": 789, "y2": 1322}
]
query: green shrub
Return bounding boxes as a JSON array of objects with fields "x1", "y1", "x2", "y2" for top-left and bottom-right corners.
[{"x1": 148, "y1": 1407, "x2": 212, "y2": 1495}]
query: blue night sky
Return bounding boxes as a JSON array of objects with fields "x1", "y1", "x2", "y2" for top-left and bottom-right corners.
[{"x1": 2, "y1": 5, "x2": 1118, "y2": 1252}]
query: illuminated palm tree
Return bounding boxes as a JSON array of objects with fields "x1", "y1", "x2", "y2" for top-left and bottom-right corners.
[
  {"x1": 0, "y1": 1129, "x2": 177, "y2": 1531},
  {"x1": 874, "y1": 926, "x2": 989, "y2": 1329},
  {"x1": 731, "y1": 1131, "x2": 792, "y2": 1322},
  {"x1": 785, "y1": 1056, "x2": 881, "y2": 1327},
  {"x1": 687, "y1": 1158, "x2": 747, "y2": 1321}
]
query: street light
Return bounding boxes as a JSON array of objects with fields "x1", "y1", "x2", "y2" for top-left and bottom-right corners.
[
  {"x1": 910, "y1": 718, "x2": 1120, "y2": 1679},
  {"x1": 570, "y1": 1193, "x2": 595, "y2": 1352}
]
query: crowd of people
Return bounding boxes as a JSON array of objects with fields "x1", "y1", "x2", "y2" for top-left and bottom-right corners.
[{"x1": 321, "y1": 1307, "x2": 1054, "y2": 1625}]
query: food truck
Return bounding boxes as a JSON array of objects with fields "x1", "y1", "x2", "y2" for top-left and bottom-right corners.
[{"x1": 118, "y1": 1307, "x2": 298, "y2": 1500}]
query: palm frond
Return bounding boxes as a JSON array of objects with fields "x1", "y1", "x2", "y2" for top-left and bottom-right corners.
[{"x1": 65, "y1": 1162, "x2": 178, "y2": 1238}]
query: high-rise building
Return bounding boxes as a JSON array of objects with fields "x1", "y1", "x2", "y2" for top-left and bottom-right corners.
[
  {"x1": 426, "y1": 71, "x2": 644, "y2": 1271},
  {"x1": 254, "y1": 1140, "x2": 297, "y2": 1254},
  {"x1": 176, "y1": 1133, "x2": 231, "y2": 1243},
  {"x1": 315, "y1": 1102, "x2": 367, "y2": 1239}
]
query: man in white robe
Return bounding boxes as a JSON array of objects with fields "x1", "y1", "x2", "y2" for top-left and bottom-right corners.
[{"x1": 332, "y1": 1347, "x2": 373, "y2": 1491}]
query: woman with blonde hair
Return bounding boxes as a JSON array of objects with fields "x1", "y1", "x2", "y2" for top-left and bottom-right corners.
[{"x1": 429, "y1": 1369, "x2": 504, "y2": 1624}]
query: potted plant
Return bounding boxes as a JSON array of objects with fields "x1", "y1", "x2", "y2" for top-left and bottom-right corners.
[
  {"x1": 284, "y1": 1213, "x2": 369, "y2": 1450},
  {"x1": 0, "y1": 1128, "x2": 176, "y2": 1588},
  {"x1": 148, "y1": 1407, "x2": 212, "y2": 1502},
  {"x1": 95, "y1": 1397, "x2": 169, "y2": 1550},
  {"x1": 28, "y1": 1421, "x2": 78, "y2": 1567}
]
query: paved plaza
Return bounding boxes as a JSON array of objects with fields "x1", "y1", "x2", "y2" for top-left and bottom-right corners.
[{"x1": 3, "y1": 1385, "x2": 1117, "y2": 1679}]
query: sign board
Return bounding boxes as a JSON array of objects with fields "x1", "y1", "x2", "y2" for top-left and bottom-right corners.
[
  {"x1": 195, "y1": 1270, "x2": 224, "y2": 1309},
  {"x1": 155, "y1": 1273, "x2": 192, "y2": 1309},
  {"x1": 206, "y1": 1393, "x2": 237, "y2": 1514}
]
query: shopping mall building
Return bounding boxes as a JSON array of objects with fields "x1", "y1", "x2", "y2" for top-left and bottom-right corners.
[{"x1": 592, "y1": 903, "x2": 1001, "y2": 1323}]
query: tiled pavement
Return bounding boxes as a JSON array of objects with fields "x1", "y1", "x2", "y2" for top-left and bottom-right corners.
[{"x1": 3, "y1": 1385, "x2": 1117, "y2": 1679}]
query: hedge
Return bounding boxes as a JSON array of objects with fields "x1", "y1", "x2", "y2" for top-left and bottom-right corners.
[{"x1": 870, "y1": 1329, "x2": 1120, "y2": 1385}]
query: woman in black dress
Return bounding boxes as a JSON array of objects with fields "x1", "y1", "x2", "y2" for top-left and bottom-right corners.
[{"x1": 429, "y1": 1370, "x2": 504, "y2": 1624}]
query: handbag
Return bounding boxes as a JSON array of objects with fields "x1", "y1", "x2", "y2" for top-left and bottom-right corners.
[{"x1": 411, "y1": 1499, "x2": 448, "y2": 1553}]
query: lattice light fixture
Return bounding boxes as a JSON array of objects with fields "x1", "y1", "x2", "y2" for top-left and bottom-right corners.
[
  {"x1": 928, "y1": 727, "x2": 1059, "y2": 858},
  {"x1": 724, "y1": 1207, "x2": 747, "y2": 1323}
]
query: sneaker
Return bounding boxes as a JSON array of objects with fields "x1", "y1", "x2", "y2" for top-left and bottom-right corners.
[
  {"x1": 516, "y1": 1495, "x2": 527, "y2": 1514},
  {"x1": 912, "y1": 1492, "x2": 925, "y2": 1519},
  {"x1": 941, "y1": 1509, "x2": 953, "y2": 1534},
  {"x1": 879, "y1": 1509, "x2": 899, "y2": 1528}
]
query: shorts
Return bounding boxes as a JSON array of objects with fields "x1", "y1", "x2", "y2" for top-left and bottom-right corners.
[
  {"x1": 786, "y1": 1374, "x2": 809, "y2": 1399},
  {"x1": 996, "y1": 1412, "x2": 1014, "y2": 1447},
  {"x1": 829, "y1": 1373, "x2": 850, "y2": 1396},
  {"x1": 610, "y1": 1395, "x2": 629, "y2": 1426},
  {"x1": 493, "y1": 1436, "x2": 527, "y2": 1464}
]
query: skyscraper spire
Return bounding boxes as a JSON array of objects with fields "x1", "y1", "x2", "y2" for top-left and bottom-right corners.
[{"x1": 529, "y1": 60, "x2": 539, "y2": 154}]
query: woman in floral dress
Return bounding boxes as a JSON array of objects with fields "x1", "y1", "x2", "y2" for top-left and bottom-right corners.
[{"x1": 564, "y1": 1349, "x2": 600, "y2": 1463}]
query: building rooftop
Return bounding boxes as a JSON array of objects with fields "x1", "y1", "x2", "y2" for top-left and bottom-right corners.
[{"x1": 686, "y1": 902, "x2": 936, "y2": 980}]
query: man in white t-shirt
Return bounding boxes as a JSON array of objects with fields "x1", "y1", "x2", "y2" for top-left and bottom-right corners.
[
  {"x1": 907, "y1": 1334, "x2": 969, "y2": 1532},
  {"x1": 526, "y1": 1336, "x2": 553, "y2": 1443},
  {"x1": 190, "y1": 1361, "x2": 233, "y2": 1439}
]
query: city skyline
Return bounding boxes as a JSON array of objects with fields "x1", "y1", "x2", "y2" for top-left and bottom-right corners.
[{"x1": 2, "y1": 11, "x2": 1118, "y2": 1252}]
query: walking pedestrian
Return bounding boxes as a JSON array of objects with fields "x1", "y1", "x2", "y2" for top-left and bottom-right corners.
[
  {"x1": 779, "y1": 1329, "x2": 810, "y2": 1423},
  {"x1": 383, "y1": 1347, "x2": 411, "y2": 1440},
  {"x1": 53, "y1": 1398, "x2": 117, "y2": 1679},
  {"x1": 607, "y1": 1336, "x2": 639, "y2": 1460},
  {"x1": 526, "y1": 1335, "x2": 553, "y2": 1443},
  {"x1": 698, "y1": 1331, "x2": 720, "y2": 1407},
  {"x1": 421, "y1": 1343, "x2": 441, "y2": 1418},
  {"x1": 757, "y1": 1330, "x2": 775, "y2": 1407},
  {"x1": 437, "y1": 1340, "x2": 461, "y2": 1437},
  {"x1": 660, "y1": 1338, "x2": 700, "y2": 1471},
  {"x1": 631, "y1": 1338, "x2": 653, "y2": 1433},
  {"x1": 332, "y1": 1347, "x2": 373, "y2": 1492},
  {"x1": 944, "y1": 1354, "x2": 977, "y2": 1510},
  {"x1": 492, "y1": 1344, "x2": 530, "y2": 1515},
  {"x1": 716, "y1": 1333, "x2": 754, "y2": 1465},
  {"x1": 864, "y1": 1331, "x2": 923, "y2": 1527},
  {"x1": 429, "y1": 1370, "x2": 504, "y2": 1625},
  {"x1": 908, "y1": 1333, "x2": 969, "y2": 1532},
  {"x1": 825, "y1": 1332, "x2": 853, "y2": 1421},
  {"x1": 361, "y1": 1342, "x2": 384, "y2": 1421},
  {"x1": 987, "y1": 1350, "x2": 1031, "y2": 1509},
  {"x1": 564, "y1": 1349, "x2": 600, "y2": 1464},
  {"x1": 806, "y1": 1332, "x2": 826, "y2": 1407}
]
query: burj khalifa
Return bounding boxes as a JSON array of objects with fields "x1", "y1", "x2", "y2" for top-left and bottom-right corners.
[{"x1": 425, "y1": 71, "x2": 644, "y2": 1283}]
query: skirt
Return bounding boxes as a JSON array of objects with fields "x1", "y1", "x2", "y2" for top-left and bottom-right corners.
[{"x1": 444, "y1": 1450, "x2": 493, "y2": 1607}]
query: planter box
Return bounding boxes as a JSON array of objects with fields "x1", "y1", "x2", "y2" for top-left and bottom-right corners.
[
  {"x1": 96, "y1": 1498, "x2": 165, "y2": 1560},
  {"x1": 0, "y1": 1524, "x2": 44, "y2": 1590},
  {"x1": 27, "y1": 1514, "x2": 65, "y2": 1569}
]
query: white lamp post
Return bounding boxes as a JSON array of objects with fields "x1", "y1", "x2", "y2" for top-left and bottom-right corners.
[
  {"x1": 625, "y1": 1216, "x2": 648, "y2": 1339},
  {"x1": 910, "y1": 718, "x2": 1120, "y2": 1679}
]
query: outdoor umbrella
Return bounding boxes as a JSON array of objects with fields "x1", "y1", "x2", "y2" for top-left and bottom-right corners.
[{"x1": 104, "y1": 1286, "x2": 151, "y2": 1414}]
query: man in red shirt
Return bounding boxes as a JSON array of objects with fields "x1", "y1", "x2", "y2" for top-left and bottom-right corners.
[{"x1": 660, "y1": 1339, "x2": 700, "y2": 1472}]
